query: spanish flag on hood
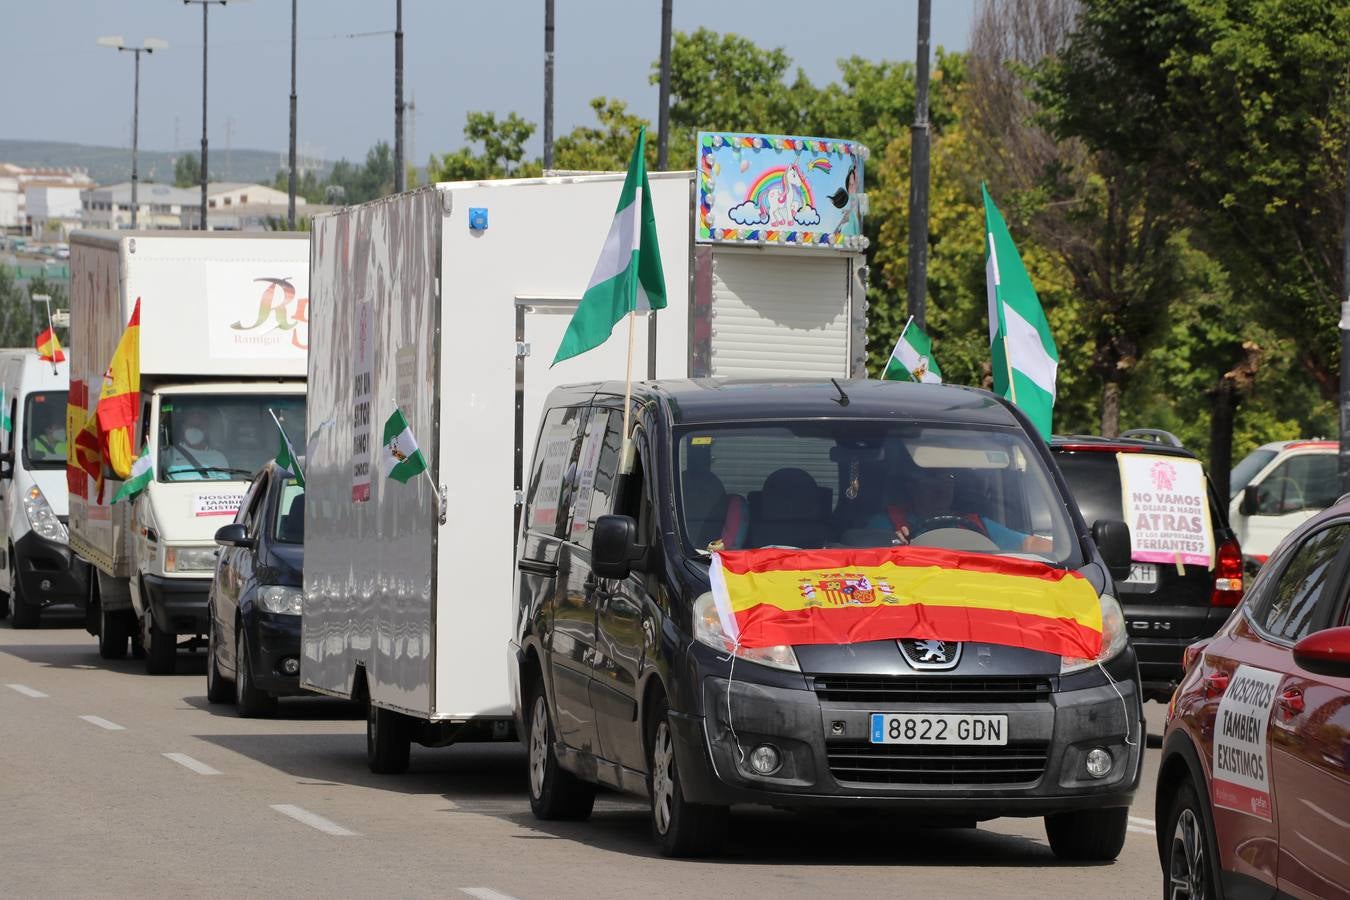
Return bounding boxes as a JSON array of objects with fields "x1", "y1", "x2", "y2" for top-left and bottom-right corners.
[{"x1": 95, "y1": 298, "x2": 140, "y2": 479}]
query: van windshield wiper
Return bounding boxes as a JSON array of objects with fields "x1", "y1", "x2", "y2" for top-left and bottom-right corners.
[{"x1": 164, "y1": 466, "x2": 254, "y2": 480}]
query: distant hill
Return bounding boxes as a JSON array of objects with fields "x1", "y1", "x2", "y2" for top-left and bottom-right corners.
[{"x1": 0, "y1": 139, "x2": 331, "y2": 187}]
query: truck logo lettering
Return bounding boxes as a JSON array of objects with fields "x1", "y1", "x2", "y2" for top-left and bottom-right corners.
[{"x1": 232, "y1": 277, "x2": 309, "y2": 350}]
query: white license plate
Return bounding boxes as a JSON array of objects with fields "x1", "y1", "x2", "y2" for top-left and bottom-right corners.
[
  {"x1": 869, "y1": 713, "x2": 1008, "y2": 746},
  {"x1": 1125, "y1": 563, "x2": 1158, "y2": 585}
]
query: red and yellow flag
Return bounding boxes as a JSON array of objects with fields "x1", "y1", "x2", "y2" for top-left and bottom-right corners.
[
  {"x1": 36, "y1": 327, "x2": 65, "y2": 363},
  {"x1": 72, "y1": 410, "x2": 103, "y2": 495},
  {"x1": 96, "y1": 299, "x2": 141, "y2": 478},
  {"x1": 709, "y1": 546, "x2": 1103, "y2": 659}
]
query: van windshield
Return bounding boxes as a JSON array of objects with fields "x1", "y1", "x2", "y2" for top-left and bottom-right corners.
[
  {"x1": 23, "y1": 391, "x2": 68, "y2": 469},
  {"x1": 677, "y1": 422, "x2": 1079, "y2": 565},
  {"x1": 158, "y1": 395, "x2": 305, "y2": 483},
  {"x1": 1229, "y1": 448, "x2": 1277, "y2": 499}
]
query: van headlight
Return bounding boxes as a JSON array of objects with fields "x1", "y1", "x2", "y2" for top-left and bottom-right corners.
[
  {"x1": 24, "y1": 485, "x2": 67, "y2": 543},
  {"x1": 257, "y1": 585, "x2": 302, "y2": 615},
  {"x1": 163, "y1": 545, "x2": 218, "y2": 573},
  {"x1": 692, "y1": 592, "x2": 799, "y2": 672},
  {"x1": 1061, "y1": 593, "x2": 1128, "y2": 674}
]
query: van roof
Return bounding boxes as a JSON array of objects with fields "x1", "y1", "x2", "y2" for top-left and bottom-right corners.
[{"x1": 570, "y1": 378, "x2": 1024, "y2": 429}]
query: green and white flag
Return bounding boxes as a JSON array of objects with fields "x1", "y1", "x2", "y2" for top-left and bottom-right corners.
[
  {"x1": 381, "y1": 408, "x2": 428, "y2": 484},
  {"x1": 882, "y1": 317, "x2": 942, "y2": 383},
  {"x1": 552, "y1": 127, "x2": 667, "y2": 366},
  {"x1": 272, "y1": 413, "x2": 305, "y2": 486},
  {"x1": 112, "y1": 447, "x2": 152, "y2": 503},
  {"x1": 983, "y1": 184, "x2": 1059, "y2": 439}
]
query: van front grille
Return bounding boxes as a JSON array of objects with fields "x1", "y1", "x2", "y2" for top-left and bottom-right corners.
[
  {"x1": 827, "y1": 741, "x2": 1050, "y2": 786},
  {"x1": 812, "y1": 675, "x2": 1052, "y2": 705}
]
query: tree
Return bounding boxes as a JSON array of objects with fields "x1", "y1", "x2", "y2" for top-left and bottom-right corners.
[
  {"x1": 428, "y1": 112, "x2": 539, "y2": 182},
  {"x1": 553, "y1": 99, "x2": 652, "y2": 172},
  {"x1": 174, "y1": 153, "x2": 201, "y2": 188}
]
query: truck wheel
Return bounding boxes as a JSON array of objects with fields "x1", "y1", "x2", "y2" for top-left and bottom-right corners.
[
  {"x1": 1044, "y1": 806, "x2": 1128, "y2": 861},
  {"x1": 235, "y1": 628, "x2": 276, "y2": 717},
  {"x1": 526, "y1": 677, "x2": 595, "y2": 821},
  {"x1": 1163, "y1": 781, "x2": 1219, "y2": 900},
  {"x1": 205, "y1": 619, "x2": 233, "y2": 704},
  {"x1": 97, "y1": 601, "x2": 129, "y2": 660},
  {"x1": 143, "y1": 614, "x2": 177, "y2": 675},
  {"x1": 366, "y1": 701, "x2": 410, "y2": 774},
  {"x1": 10, "y1": 574, "x2": 39, "y2": 628},
  {"x1": 647, "y1": 694, "x2": 727, "y2": 858}
]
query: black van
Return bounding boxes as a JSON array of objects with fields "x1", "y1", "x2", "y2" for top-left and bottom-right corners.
[{"x1": 510, "y1": 379, "x2": 1144, "y2": 859}]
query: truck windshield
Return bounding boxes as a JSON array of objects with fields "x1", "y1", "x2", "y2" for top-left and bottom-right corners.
[
  {"x1": 158, "y1": 395, "x2": 305, "y2": 483},
  {"x1": 677, "y1": 422, "x2": 1079, "y2": 565},
  {"x1": 23, "y1": 391, "x2": 68, "y2": 470}
]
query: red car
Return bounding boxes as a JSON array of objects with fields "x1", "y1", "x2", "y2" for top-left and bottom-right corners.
[{"x1": 1157, "y1": 495, "x2": 1350, "y2": 898}]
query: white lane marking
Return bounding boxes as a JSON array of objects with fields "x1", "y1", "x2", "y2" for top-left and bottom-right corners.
[
  {"x1": 79, "y1": 715, "x2": 125, "y2": 731},
  {"x1": 270, "y1": 804, "x2": 358, "y2": 836},
  {"x1": 163, "y1": 753, "x2": 221, "y2": 776},
  {"x1": 460, "y1": 889, "x2": 522, "y2": 900},
  {"x1": 1129, "y1": 815, "x2": 1156, "y2": 827},
  {"x1": 6, "y1": 683, "x2": 47, "y2": 698},
  {"x1": 1129, "y1": 825, "x2": 1157, "y2": 836}
]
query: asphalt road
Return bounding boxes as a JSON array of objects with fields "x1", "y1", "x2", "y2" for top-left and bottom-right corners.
[{"x1": 1, "y1": 613, "x2": 1169, "y2": 900}]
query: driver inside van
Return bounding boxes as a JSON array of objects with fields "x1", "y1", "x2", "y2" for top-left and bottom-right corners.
[
  {"x1": 871, "y1": 467, "x2": 1053, "y2": 554},
  {"x1": 163, "y1": 408, "x2": 230, "y2": 480},
  {"x1": 31, "y1": 414, "x2": 65, "y2": 459}
]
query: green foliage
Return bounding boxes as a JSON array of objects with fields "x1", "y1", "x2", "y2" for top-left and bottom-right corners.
[
  {"x1": 173, "y1": 153, "x2": 201, "y2": 188},
  {"x1": 0, "y1": 267, "x2": 64, "y2": 348},
  {"x1": 553, "y1": 99, "x2": 653, "y2": 172},
  {"x1": 428, "y1": 112, "x2": 540, "y2": 182}
]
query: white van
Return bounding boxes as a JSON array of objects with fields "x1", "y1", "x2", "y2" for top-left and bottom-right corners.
[{"x1": 0, "y1": 349, "x2": 86, "y2": 626}]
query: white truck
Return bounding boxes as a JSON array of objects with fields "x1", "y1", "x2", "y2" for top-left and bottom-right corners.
[
  {"x1": 0, "y1": 349, "x2": 85, "y2": 627},
  {"x1": 68, "y1": 231, "x2": 309, "y2": 673},
  {"x1": 304, "y1": 166, "x2": 867, "y2": 771}
]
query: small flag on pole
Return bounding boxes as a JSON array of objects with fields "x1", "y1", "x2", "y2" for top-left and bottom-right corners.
[
  {"x1": 882, "y1": 317, "x2": 942, "y2": 383},
  {"x1": 983, "y1": 184, "x2": 1059, "y2": 439},
  {"x1": 381, "y1": 408, "x2": 428, "y2": 484},
  {"x1": 552, "y1": 127, "x2": 667, "y2": 366},
  {"x1": 270, "y1": 410, "x2": 304, "y2": 486},
  {"x1": 112, "y1": 446, "x2": 152, "y2": 503},
  {"x1": 36, "y1": 327, "x2": 65, "y2": 363}
]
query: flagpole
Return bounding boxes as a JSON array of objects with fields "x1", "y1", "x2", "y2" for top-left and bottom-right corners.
[
  {"x1": 392, "y1": 397, "x2": 443, "y2": 517},
  {"x1": 620, "y1": 309, "x2": 637, "y2": 473},
  {"x1": 43, "y1": 295, "x2": 56, "y2": 374},
  {"x1": 897, "y1": 314, "x2": 913, "y2": 348},
  {"x1": 267, "y1": 407, "x2": 304, "y2": 483},
  {"x1": 1002, "y1": 334, "x2": 1018, "y2": 404}
]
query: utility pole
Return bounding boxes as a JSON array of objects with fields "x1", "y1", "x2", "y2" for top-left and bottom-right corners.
[
  {"x1": 394, "y1": 0, "x2": 405, "y2": 193},
  {"x1": 98, "y1": 36, "x2": 168, "y2": 230},
  {"x1": 1340, "y1": 129, "x2": 1350, "y2": 494},
  {"x1": 543, "y1": 0, "x2": 555, "y2": 170},
  {"x1": 657, "y1": 0, "x2": 672, "y2": 170},
  {"x1": 184, "y1": 0, "x2": 231, "y2": 231},
  {"x1": 288, "y1": 0, "x2": 297, "y2": 229},
  {"x1": 905, "y1": 0, "x2": 932, "y2": 330}
]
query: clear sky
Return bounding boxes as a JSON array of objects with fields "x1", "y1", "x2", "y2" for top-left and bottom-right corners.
[{"x1": 1, "y1": 0, "x2": 977, "y2": 168}]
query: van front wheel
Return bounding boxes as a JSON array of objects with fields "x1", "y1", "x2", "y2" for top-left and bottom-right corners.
[
  {"x1": 647, "y1": 696, "x2": 727, "y2": 858},
  {"x1": 526, "y1": 678, "x2": 595, "y2": 821}
]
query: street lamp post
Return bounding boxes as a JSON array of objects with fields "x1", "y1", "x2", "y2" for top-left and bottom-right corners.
[
  {"x1": 184, "y1": 0, "x2": 233, "y2": 231},
  {"x1": 98, "y1": 36, "x2": 168, "y2": 230},
  {"x1": 288, "y1": 0, "x2": 297, "y2": 230}
]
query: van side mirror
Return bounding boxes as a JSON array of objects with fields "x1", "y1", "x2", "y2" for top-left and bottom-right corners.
[
  {"x1": 1092, "y1": 519, "x2": 1132, "y2": 581},
  {"x1": 1239, "y1": 484, "x2": 1260, "y2": 517},
  {"x1": 1292, "y1": 626, "x2": 1350, "y2": 678},
  {"x1": 593, "y1": 515, "x2": 645, "y2": 580},
  {"x1": 214, "y1": 523, "x2": 253, "y2": 549}
]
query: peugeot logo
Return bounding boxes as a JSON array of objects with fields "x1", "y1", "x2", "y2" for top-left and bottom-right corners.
[{"x1": 899, "y1": 638, "x2": 962, "y2": 671}]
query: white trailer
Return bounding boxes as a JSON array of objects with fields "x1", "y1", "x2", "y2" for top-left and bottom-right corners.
[
  {"x1": 68, "y1": 231, "x2": 309, "y2": 673},
  {"x1": 304, "y1": 171, "x2": 866, "y2": 770}
]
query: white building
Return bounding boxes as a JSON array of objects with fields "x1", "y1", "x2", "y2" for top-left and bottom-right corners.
[
  {"x1": 81, "y1": 182, "x2": 202, "y2": 230},
  {"x1": 0, "y1": 163, "x2": 95, "y2": 232},
  {"x1": 206, "y1": 182, "x2": 301, "y2": 210},
  {"x1": 28, "y1": 186, "x2": 84, "y2": 240}
]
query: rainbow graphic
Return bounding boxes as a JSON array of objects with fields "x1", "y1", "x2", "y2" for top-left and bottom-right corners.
[
  {"x1": 808, "y1": 158, "x2": 832, "y2": 174},
  {"x1": 746, "y1": 165, "x2": 816, "y2": 210}
]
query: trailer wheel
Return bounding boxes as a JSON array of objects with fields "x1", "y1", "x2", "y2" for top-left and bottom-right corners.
[
  {"x1": 235, "y1": 628, "x2": 276, "y2": 717},
  {"x1": 366, "y1": 701, "x2": 410, "y2": 774},
  {"x1": 526, "y1": 676, "x2": 595, "y2": 821},
  {"x1": 97, "y1": 600, "x2": 129, "y2": 660},
  {"x1": 205, "y1": 618, "x2": 233, "y2": 704},
  {"x1": 143, "y1": 613, "x2": 177, "y2": 675}
]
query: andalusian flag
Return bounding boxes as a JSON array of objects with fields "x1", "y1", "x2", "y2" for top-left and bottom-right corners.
[
  {"x1": 36, "y1": 327, "x2": 65, "y2": 363},
  {"x1": 709, "y1": 546, "x2": 1102, "y2": 659},
  {"x1": 274, "y1": 418, "x2": 304, "y2": 486},
  {"x1": 96, "y1": 298, "x2": 141, "y2": 478},
  {"x1": 984, "y1": 185, "x2": 1058, "y2": 439},
  {"x1": 381, "y1": 408, "x2": 427, "y2": 484},
  {"x1": 882, "y1": 317, "x2": 942, "y2": 384},
  {"x1": 112, "y1": 447, "x2": 152, "y2": 503},
  {"x1": 552, "y1": 128, "x2": 667, "y2": 366}
]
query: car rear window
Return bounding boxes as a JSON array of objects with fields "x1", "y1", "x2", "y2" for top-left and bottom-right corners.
[{"x1": 1054, "y1": 452, "x2": 1124, "y2": 526}]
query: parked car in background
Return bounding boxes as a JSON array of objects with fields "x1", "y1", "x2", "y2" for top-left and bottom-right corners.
[
  {"x1": 1051, "y1": 434, "x2": 1243, "y2": 702},
  {"x1": 1229, "y1": 440, "x2": 1339, "y2": 571},
  {"x1": 206, "y1": 460, "x2": 305, "y2": 717},
  {"x1": 1156, "y1": 494, "x2": 1350, "y2": 899}
]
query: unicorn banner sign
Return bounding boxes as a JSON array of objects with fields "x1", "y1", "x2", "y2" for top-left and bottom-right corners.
[{"x1": 696, "y1": 131, "x2": 867, "y2": 249}]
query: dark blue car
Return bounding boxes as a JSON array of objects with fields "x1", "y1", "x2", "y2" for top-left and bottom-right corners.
[{"x1": 206, "y1": 460, "x2": 305, "y2": 717}]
